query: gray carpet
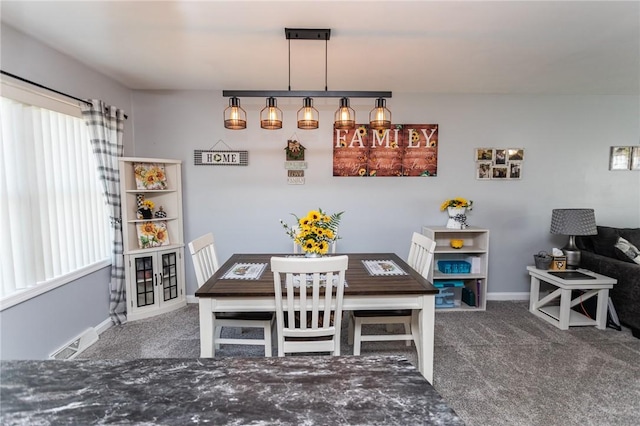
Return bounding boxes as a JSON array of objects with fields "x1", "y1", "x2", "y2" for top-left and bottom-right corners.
[{"x1": 80, "y1": 301, "x2": 640, "y2": 426}]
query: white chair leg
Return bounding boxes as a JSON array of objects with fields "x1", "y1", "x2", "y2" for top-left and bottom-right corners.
[
  {"x1": 404, "y1": 321, "x2": 411, "y2": 347},
  {"x1": 214, "y1": 326, "x2": 222, "y2": 351},
  {"x1": 348, "y1": 313, "x2": 355, "y2": 345},
  {"x1": 264, "y1": 324, "x2": 272, "y2": 357},
  {"x1": 353, "y1": 318, "x2": 362, "y2": 356}
]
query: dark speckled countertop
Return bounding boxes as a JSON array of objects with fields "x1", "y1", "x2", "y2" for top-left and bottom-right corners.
[{"x1": 1, "y1": 355, "x2": 463, "y2": 425}]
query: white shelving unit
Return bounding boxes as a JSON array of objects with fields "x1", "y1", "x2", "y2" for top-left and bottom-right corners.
[
  {"x1": 422, "y1": 226, "x2": 489, "y2": 311},
  {"x1": 119, "y1": 157, "x2": 186, "y2": 321}
]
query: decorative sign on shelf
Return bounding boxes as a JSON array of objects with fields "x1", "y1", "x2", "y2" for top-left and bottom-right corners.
[
  {"x1": 285, "y1": 137, "x2": 306, "y2": 185},
  {"x1": 333, "y1": 124, "x2": 438, "y2": 177},
  {"x1": 194, "y1": 139, "x2": 248, "y2": 166}
]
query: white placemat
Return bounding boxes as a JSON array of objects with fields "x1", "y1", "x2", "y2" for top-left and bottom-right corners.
[
  {"x1": 362, "y1": 260, "x2": 407, "y2": 276},
  {"x1": 222, "y1": 263, "x2": 267, "y2": 280}
]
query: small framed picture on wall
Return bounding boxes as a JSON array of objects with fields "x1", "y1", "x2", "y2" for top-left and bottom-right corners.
[
  {"x1": 476, "y1": 162, "x2": 492, "y2": 180},
  {"x1": 475, "y1": 148, "x2": 493, "y2": 161},
  {"x1": 609, "y1": 146, "x2": 631, "y2": 170},
  {"x1": 509, "y1": 162, "x2": 522, "y2": 179},
  {"x1": 507, "y1": 148, "x2": 524, "y2": 161},
  {"x1": 631, "y1": 146, "x2": 640, "y2": 171},
  {"x1": 492, "y1": 166, "x2": 508, "y2": 179},
  {"x1": 495, "y1": 149, "x2": 507, "y2": 165}
]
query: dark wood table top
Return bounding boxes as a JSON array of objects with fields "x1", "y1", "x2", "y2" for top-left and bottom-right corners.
[{"x1": 196, "y1": 253, "x2": 437, "y2": 298}]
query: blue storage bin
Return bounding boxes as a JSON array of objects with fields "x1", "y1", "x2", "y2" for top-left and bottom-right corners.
[
  {"x1": 434, "y1": 281, "x2": 464, "y2": 308},
  {"x1": 437, "y1": 260, "x2": 471, "y2": 274}
]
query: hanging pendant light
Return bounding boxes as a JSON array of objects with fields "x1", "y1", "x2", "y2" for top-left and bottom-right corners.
[
  {"x1": 260, "y1": 97, "x2": 283, "y2": 130},
  {"x1": 369, "y1": 98, "x2": 391, "y2": 130},
  {"x1": 297, "y1": 97, "x2": 319, "y2": 129},
  {"x1": 223, "y1": 97, "x2": 247, "y2": 130},
  {"x1": 334, "y1": 97, "x2": 355, "y2": 130}
]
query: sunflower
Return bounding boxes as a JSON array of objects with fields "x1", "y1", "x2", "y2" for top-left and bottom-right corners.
[
  {"x1": 317, "y1": 241, "x2": 329, "y2": 254},
  {"x1": 306, "y1": 210, "x2": 321, "y2": 221},
  {"x1": 140, "y1": 222, "x2": 156, "y2": 235},
  {"x1": 357, "y1": 126, "x2": 367, "y2": 137},
  {"x1": 154, "y1": 227, "x2": 167, "y2": 243},
  {"x1": 411, "y1": 131, "x2": 421, "y2": 143},
  {"x1": 358, "y1": 168, "x2": 367, "y2": 176},
  {"x1": 304, "y1": 239, "x2": 315, "y2": 252}
]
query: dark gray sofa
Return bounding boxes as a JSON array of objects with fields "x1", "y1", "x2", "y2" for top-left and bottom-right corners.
[{"x1": 576, "y1": 226, "x2": 640, "y2": 338}]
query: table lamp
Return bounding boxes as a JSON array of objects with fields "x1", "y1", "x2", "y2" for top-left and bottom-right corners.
[{"x1": 550, "y1": 208, "x2": 597, "y2": 269}]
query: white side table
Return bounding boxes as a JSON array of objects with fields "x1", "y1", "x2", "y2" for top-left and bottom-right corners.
[{"x1": 527, "y1": 266, "x2": 617, "y2": 330}]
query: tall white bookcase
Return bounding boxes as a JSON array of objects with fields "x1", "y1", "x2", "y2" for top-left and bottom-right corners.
[
  {"x1": 119, "y1": 157, "x2": 186, "y2": 321},
  {"x1": 422, "y1": 226, "x2": 489, "y2": 311}
]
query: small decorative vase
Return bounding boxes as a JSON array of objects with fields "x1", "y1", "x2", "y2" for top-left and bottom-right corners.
[
  {"x1": 138, "y1": 207, "x2": 153, "y2": 219},
  {"x1": 450, "y1": 239, "x2": 464, "y2": 249},
  {"x1": 446, "y1": 207, "x2": 467, "y2": 229},
  {"x1": 304, "y1": 252, "x2": 321, "y2": 258},
  {"x1": 136, "y1": 194, "x2": 145, "y2": 209}
]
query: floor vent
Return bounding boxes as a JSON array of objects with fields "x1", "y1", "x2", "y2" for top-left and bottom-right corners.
[{"x1": 49, "y1": 328, "x2": 99, "y2": 360}]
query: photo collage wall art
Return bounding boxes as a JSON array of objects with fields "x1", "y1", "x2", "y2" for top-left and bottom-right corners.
[{"x1": 474, "y1": 148, "x2": 524, "y2": 180}]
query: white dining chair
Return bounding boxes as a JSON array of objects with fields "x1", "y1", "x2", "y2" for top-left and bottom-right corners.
[
  {"x1": 270, "y1": 255, "x2": 348, "y2": 357},
  {"x1": 348, "y1": 232, "x2": 436, "y2": 355},
  {"x1": 188, "y1": 233, "x2": 274, "y2": 357},
  {"x1": 291, "y1": 227, "x2": 339, "y2": 254}
]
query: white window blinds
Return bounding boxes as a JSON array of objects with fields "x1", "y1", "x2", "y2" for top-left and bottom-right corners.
[{"x1": 0, "y1": 95, "x2": 110, "y2": 301}]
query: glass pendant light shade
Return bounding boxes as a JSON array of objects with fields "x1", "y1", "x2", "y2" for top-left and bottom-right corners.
[
  {"x1": 369, "y1": 98, "x2": 391, "y2": 130},
  {"x1": 260, "y1": 97, "x2": 283, "y2": 129},
  {"x1": 334, "y1": 97, "x2": 355, "y2": 130},
  {"x1": 223, "y1": 97, "x2": 247, "y2": 130},
  {"x1": 297, "y1": 97, "x2": 319, "y2": 129}
]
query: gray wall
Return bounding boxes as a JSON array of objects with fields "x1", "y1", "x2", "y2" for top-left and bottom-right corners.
[
  {"x1": 131, "y1": 91, "x2": 640, "y2": 298},
  {"x1": 0, "y1": 24, "x2": 133, "y2": 359}
]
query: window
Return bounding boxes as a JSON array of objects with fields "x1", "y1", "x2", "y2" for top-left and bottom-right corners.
[{"x1": 0, "y1": 84, "x2": 111, "y2": 309}]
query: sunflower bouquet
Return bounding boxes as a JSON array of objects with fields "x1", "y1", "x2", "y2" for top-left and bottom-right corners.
[
  {"x1": 440, "y1": 197, "x2": 473, "y2": 211},
  {"x1": 280, "y1": 209, "x2": 343, "y2": 255}
]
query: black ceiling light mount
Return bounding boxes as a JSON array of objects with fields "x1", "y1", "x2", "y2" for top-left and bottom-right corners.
[{"x1": 222, "y1": 28, "x2": 392, "y2": 130}]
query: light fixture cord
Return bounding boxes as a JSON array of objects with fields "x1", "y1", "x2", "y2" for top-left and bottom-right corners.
[
  {"x1": 288, "y1": 38, "x2": 291, "y2": 91},
  {"x1": 325, "y1": 37, "x2": 328, "y2": 91}
]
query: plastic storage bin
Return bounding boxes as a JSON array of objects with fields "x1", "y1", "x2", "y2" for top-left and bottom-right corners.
[
  {"x1": 434, "y1": 281, "x2": 464, "y2": 308},
  {"x1": 437, "y1": 260, "x2": 471, "y2": 274}
]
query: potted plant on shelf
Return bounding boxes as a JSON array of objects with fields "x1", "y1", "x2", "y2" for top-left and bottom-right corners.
[{"x1": 440, "y1": 197, "x2": 473, "y2": 229}]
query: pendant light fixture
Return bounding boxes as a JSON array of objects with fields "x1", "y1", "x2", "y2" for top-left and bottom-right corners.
[
  {"x1": 222, "y1": 28, "x2": 392, "y2": 130},
  {"x1": 369, "y1": 98, "x2": 391, "y2": 130},
  {"x1": 260, "y1": 97, "x2": 283, "y2": 129},
  {"x1": 297, "y1": 97, "x2": 319, "y2": 129},
  {"x1": 334, "y1": 97, "x2": 356, "y2": 130},
  {"x1": 223, "y1": 97, "x2": 247, "y2": 130}
]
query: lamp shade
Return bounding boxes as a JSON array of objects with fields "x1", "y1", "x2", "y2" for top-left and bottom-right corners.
[
  {"x1": 297, "y1": 97, "x2": 319, "y2": 129},
  {"x1": 334, "y1": 97, "x2": 355, "y2": 130},
  {"x1": 260, "y1": 97, "x2": 283, "y2": 130},
  {"x1": 223, "y1": 97, "x2": 247, "y2": 130},
  {"x1": 369, "y1": 98, "x2": 391, "y2": 130},
  {"x1": 550, "y1": 209, "x2": 597, "y2": 235}
]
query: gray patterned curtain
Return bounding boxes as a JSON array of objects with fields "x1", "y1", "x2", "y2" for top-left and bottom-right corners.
[{"x1": 81, "y1": 100, "x2": 127, "y2": 325}]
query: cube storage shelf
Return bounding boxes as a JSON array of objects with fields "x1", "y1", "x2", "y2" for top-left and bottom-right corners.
[
  {"x1": 422, "y1": 226, "x2": 489, "y2": 311},
  {"x1": 119, "y1": 157, "x2": 186, "y2": 321}
]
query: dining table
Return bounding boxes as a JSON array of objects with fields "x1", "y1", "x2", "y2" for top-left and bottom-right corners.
[{"x1": 195, "y1": 252, "x2": 439, "y2": 383}]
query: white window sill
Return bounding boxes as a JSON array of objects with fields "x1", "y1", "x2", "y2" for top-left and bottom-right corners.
[{"x1": 0, "y1": 260, "x2": 111, "y2": 312}]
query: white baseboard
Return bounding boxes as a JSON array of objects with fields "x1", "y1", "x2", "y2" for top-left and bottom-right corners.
[
  {"x1": 487, "y1": 292, "x2": 530, "y2": 301},
  {"x1": 186, "y1": 295, "x2": 198, "y2": 304},
  {"x1": 95, "y1": 317, "x2": 114, "y2": 335}
]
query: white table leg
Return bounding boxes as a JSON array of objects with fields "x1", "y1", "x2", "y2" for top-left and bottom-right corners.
[
  {"x1": 199, "y1": 298, "x2": 215, "y2": 357},
  {"x1": 529, "y1": 276, "x2": 540, "y2": 312},
  {"x1": 418, "y1": 294, "x2": 435, "y2": 384},
  {"x1": 595, "y1": 289, "x2": 609, "y2": 330},
  {"x1": 558, "y1": 288, "x2": 571, "y2": 330}
]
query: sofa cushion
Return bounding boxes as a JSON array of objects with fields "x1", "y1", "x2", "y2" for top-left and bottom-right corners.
[
  {"x1": 619, "y1": 228, "x2": 640, "y2": 248},
  {"x1": 591, "y1": 226, "x2": 620, "y2": 258},
  {"x1": 614, "y1": 237, "x2": 640, "y2": 265}
]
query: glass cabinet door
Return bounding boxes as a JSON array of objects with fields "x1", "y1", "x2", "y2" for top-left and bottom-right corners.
[
  {"x1": 134, "y1": 256, "x2": 155, "y2": 307},
  {"x1": 161, "y1": 251, "x2": 179, "y2": 302}
]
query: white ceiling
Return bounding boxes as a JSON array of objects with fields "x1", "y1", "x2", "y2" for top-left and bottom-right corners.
[{"x1": 1, "y1": 1, "x2": 639, "y2": 95}]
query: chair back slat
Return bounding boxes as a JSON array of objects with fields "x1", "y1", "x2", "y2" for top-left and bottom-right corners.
[
  {"x1": 407, "y1": 232, "x2": 436, "y2": 278},
  {"x1": 271, "y1": 256, "x2": 348, "y2": 356},
  {"x1": 188, "y1": 233, "x2": 220, "y2": 286}
]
